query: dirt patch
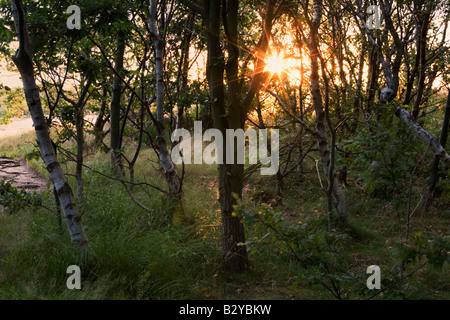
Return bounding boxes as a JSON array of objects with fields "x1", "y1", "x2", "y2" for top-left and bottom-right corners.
[{"x1": 0, "y1": 156, "x2": 50, "y2": 193}]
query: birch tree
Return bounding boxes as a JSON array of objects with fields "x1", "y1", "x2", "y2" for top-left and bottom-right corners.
[
  {"x1": 149, "y1": 0, "x2": 183, "y2": 199},
  {"x1": 308, "y1": 0, "x2": 347, "y2": 219},
  {"x1": 354, "y1": 0, "x2": 450, "y2": 168},
  {"x1": 10, "y1": 0, "x2": 90, "y2": 258}
]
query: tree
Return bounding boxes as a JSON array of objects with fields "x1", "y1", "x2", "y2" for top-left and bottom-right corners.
[
  {"x1": 110, "y1": 34, "x2": 126, "y2": 172},
  {"x1": 307, "y1": 0, "x2": 347, "y2": 223},
  {"x1": 420, "y1": 89, "x2": 450, "y2": 210},
  {"x1": 148, "y1": 0, "x2": 182, "y2": 199},
  {"x1": 191, "y1": 0, "x2": 280, "y2": 271},
  {"x1": 9, "y1": 0, "x2": 90, "y2": 258},
  {"x1": 353, "y1": 0, "x2": 450, "y2": 168}
]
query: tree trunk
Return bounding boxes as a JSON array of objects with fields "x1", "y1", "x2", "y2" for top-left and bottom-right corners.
[
  {"x1": 411, "y1": 11, "x2": 430, "y2": 120},
  {"x1": 149, "y1": 0, "x2": 182, "y2": 203},
  {"x1": 204, "y1": 0, "x2": 249, "y2": 272},
  {"x1": 393, "y1": 103, "x2": 450, "y2": 168},
  {"x1": 366, "y1": 41, "x2": 380, "y2": 113},
  {"x1": 176, "y1": 11, "x2": 195, "y2": 130},
  {"x1": 61, "y1": 77, "x2": 93, "y2": 208},
  {"x1": 403, "y1": 34, "x2": 420, "y2": 105},
  {"x1": 93, "y1": 83, "x2": 109, "y2": 146},
  {"x1": 110, "y1": 34, "x2": 125, "y2": 172},
  {"x1": 351, "y1": 33, "x2": 365, "y2": 133},
  {"x1": 75, "y1": 97, "x2": 85, "y2": 206},
  {"x1": 420, "y1": 90, "x2": 450, "y2": 210},
  {"x1": 10, "y1": 0, "x2": 90, "y2": 258},
  {"x1": 309, "y1": 0, "x2": 346, "y2": 218},
  {"x1": 129, "y1": 104, "x2": 146, "y2": 186}
]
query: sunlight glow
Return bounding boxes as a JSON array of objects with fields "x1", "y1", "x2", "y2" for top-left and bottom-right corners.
[{"x1": 265, "y1": 54, "x2": 286, "y2": 75}]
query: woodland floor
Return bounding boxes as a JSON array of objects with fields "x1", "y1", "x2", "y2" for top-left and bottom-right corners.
[
  {"x1": 0, "y1": 155, "x2": 49, "y2": 192},
  {"x1": 0, "y1": 118, "x2": 49, "y2": 192},
  {"x1": 0, "y1": 117, "x2": 449, "y2": 300}
]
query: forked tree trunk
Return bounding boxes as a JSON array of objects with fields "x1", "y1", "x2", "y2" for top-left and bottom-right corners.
[
  {"x1": 10, "y1": 0, "x2": 90, "y2": 258},
  {"x1": 201, "y1": 0, "x2": 277, "y2": 271},
  {"x1": 204, "y1": 0, "x2": 248, "y2": 271},
  {"x1": 149, "y1": 0, "x2": 182, "y2": 202},
  {"x1": 356, "y1": 0, "x2": 450, "y2": 169},
  {"x1": 309, "y1": 0, "x2": 346, "y2": 218}
]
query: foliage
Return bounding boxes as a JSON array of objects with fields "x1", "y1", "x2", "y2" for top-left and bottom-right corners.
[
  {"x1": 344, "y1": 107, "x2": 423, "y2": 200},
  {"x1": 237, "y1": 201, "x2": 361, "y2": 299},
  {"x1": 394, "y1": 230, "x2": 450, "y2": 270},
  {"x1": 0, "y1": 87, "x2": 29, "y2": 124},
  {"x1": 0, "y1": 0, "x2": 449, "y2": 301},
  {"x1": 0, "y1": 179, "x2": 43, "y2": 214},
  {"x1": 237, "y1": 198, "x2": 450, "y2": 300},
  {"x1": 0, "y1": 164, "x2": 220, "y2": 299}
]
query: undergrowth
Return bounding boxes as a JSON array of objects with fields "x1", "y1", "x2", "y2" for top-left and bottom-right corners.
[{"x1": 0, "y1": 132, "x2": 448, "y2": 300}]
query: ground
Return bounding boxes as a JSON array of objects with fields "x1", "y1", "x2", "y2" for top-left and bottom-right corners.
[
  {"x1": 0, "y1": 118, "x2": 49, "y2": 192},
  {"x1": 0, "y1": 117, "x2": 448, "y2": 300}
]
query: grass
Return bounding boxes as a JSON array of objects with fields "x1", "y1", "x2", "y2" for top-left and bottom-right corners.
[{"x1": 0, "y1": 130, "x2": 449, "y2": 300}]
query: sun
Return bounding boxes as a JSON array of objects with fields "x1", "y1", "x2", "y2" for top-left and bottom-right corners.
[{"x1": 265, "y1": 54, "x2": 285, "y2": 75}]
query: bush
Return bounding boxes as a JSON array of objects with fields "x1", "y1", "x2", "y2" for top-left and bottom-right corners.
[
  {"x1": 0, "y1": 179, "x2": 43, "y2": 214},
  {"x1": 344, "y1": 108, "x2": 423, "y2": 200}
]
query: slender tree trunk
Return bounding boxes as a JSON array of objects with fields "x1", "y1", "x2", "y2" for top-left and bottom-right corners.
[
  {"x1": 351, "y1": 33, "x2": 365, "y2": 133},
  {"x1": 76, "y1": 98, "x2": 84, "y2": 206},
  {"x1": 93, "y1": 83, "x2": 109, "y2": 146},
  {"x1": 256, "y1": 96, "x2": 283, "y2": 203},
  {"x1": 366, "y1": 43, "x2": 380, "y2": 113},
  {"x1": 176, "y1": 11, "x2": 195, "y2": 130},
  {"x1": 110, "y1": 34, "x2": 125, "y2": 172},
  {"x1": 411, "y1": 12, "x2": 430, "y2": 120},
  {"x1": 149, "y1": 0, "x2": 182, "y2": 206},
  {"x1": 309, "y1": 0, "x2": 346, "y2": 218},
  {"x1": 403, "y1": 30, "x2": 420, "y2": 105},
  {"x1": 52, "y1": 140, "x2": 63, "y2": 233},
  {"x1": 61, "y1": 77, "x2": 92, "y2": 208},
  {"x1": 129, "y1": 104, "x2": 145, "y2": 186},
  {"x1": 10, "y1": 0, "x2": 90, "y2": 258}
]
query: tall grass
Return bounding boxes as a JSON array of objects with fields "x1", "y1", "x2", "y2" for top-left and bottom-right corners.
[{"x1": 0, "y1": 130, "x2": 448, "y2": 300}]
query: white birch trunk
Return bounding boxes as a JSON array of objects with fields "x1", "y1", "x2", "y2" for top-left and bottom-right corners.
[
  {"x1": 10, "y1": 0, "x2": 90, "y2": 258},
  {"x1": 149, "y1": 0, "x2": 181, "y2": 196},
  {"x1": 309, "y1": 0, "x2": 346, "y2": 217}
]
